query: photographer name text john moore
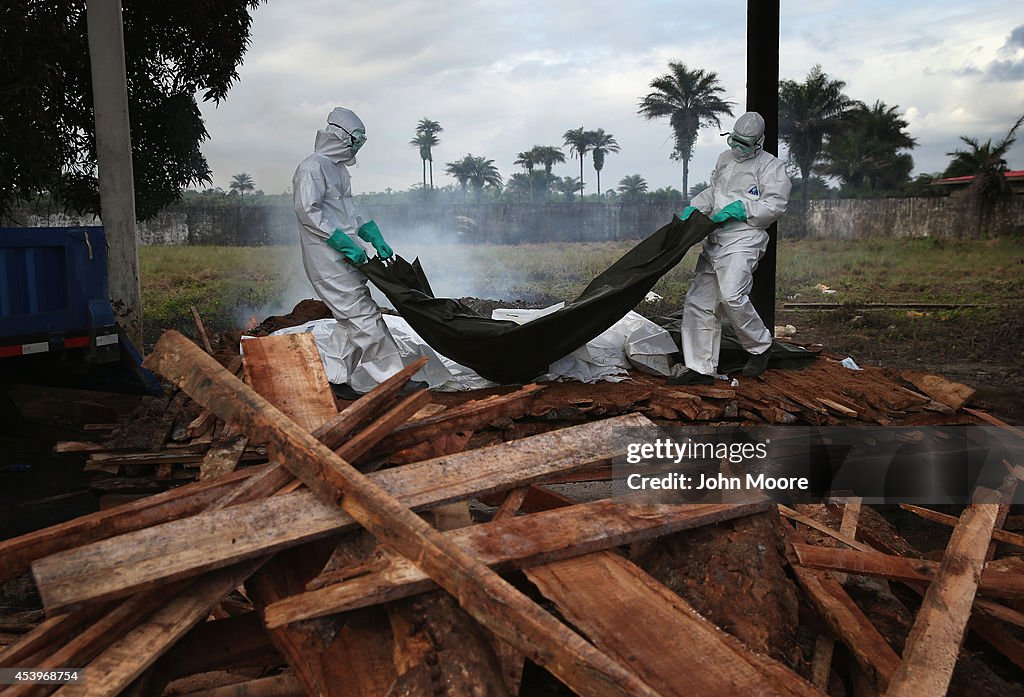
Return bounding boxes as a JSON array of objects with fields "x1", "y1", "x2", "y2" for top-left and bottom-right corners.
[{"x1": 627, "y1": 472, "x2": 809, "y2": 491}]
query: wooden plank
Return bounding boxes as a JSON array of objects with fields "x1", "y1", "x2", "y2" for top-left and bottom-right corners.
[
  {"x1": 315, "y1": 357, "x2": 429, "y2": 450},
  {"x1": 200, "y1": 434, "x2": 250, "y2": 481},
  {"x1": 885, "y1": 490, "x2": 1000, "y2": 697},
  {"x1": 525, "y1": 551, "x2": 823, "y2": 697},
  {"x1": 264, "y1": 498, "x2": 772, "y2": 627},
  {"x1": 793, "y1": 544, "x2": 1024, "y2": 599},
  {"x1": 809, "y1": 498, "x2": 861, "y2": 689},
  {"x1": 900, "y1": 503, "x2": 1024, "y2": 550},
  {"x1": 964, "y1": 407, "x2": 1024, "y2": 439},
  {"x1": 778, "y1": 505, "x2": 875, "y2": 553},
  {"x1": 784, "y1": 527, "x2": 901, "y2": 690},
  {"x1": 366, "y1": 383, "x2": 544, "y2": 455},
  {"x1": 167, "y1": 673, "x2": 303, "y2": 697},
  {"x1": 0, "y1": 465, "x2": 264, "y2": 584},
  {"x1": 241, "y1": 334, "x2": 337, "y2": 433},
  {"x1": 34, "y1": 413, "x2": 651, "y2": 614},
  {"x1": 190, "y1": 304, "x2": 215, "y2": 354},
  {"x1": 898, "y1": 371, "x2": 975, "y2": 410},
  {"x1": 241, "y1": 332, "x2": 400, "y2": 697},
  {"x1": 54, "y1": 562, "x2": 263, "y2": 697},
  {"x1": 139, "y1": 330, "x2": 658, "y2": 697}
]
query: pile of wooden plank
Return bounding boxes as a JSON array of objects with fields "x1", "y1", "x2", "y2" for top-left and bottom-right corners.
[{"x1": 2, "y1": 330, "x2": 1023, "y2": 697}]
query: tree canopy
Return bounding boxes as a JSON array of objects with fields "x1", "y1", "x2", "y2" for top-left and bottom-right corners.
[
  {"x1": 0, "y1": 0, "x2": 263, "y2": 221},
  {"x1": 637, "y1": 61, "x2": 733, "y2": 205}
]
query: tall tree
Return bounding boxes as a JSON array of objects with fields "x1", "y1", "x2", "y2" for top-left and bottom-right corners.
[
  {"x1": 532, "y1": 145, "x2": 566, "y2": 202},
  {"x1": 514, "y1": 149, "x2": 538, "y2": 203},
  {"x1": 588, "y1": 129, "x2": 620, "y2": 200},
  {"x1": 229, "y1": 172, "x2": 255, "y2": 196},
  {"x1": 818, "y1": 101, "x2": 916, "y2": 194},
  {"x1": 410, "y1": 118, "x2": 442, "y2": 191},
  {"x1": 946, "y1": 114, "x2": 1024, "y2": 227},
  {"x1": 637, "y1": 61, "x2": 734, "y2": 205},
  {"x1": 563, "y1": 127, "x2": 593, "y2": 201},
  {"x1": 0, "y1": 0, "x2": 264, "y2": 221},
  {"x1": 778, "y1": 65, "x2": 860, "y2": 201}
]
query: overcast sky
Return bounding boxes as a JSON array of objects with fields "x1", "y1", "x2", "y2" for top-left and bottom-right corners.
[{"x1": 195, "y1": 0, "x2": 1024, "y2": 197}]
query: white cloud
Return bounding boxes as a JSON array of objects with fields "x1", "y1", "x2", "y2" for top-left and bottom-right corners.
[{"x1": 196, "y1": 0, "x2": 1024, "y2": 196}]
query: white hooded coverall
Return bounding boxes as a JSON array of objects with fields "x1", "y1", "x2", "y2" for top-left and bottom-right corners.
[
  {"x1": 683, "y1": 112, "x2": 792, "y2": 376},
  {"x1": 292, "y1": 107, "x2": 404, "y2": 392}
]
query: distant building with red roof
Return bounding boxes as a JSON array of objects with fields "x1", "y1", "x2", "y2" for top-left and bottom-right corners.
[{"x1": 929, "y1": 170, "x2": 1024, "y2": 195}]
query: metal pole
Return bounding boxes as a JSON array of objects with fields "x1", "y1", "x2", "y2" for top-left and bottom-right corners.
[
  {"x1": 747, "y1": 0, "x2": 781, "y2": 333},
  {"x1": 87, "y1": 0, "x2": 143, "y2": 350}
]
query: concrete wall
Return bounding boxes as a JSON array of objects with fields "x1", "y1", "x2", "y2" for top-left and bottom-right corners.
[
  {"x1": 11, "y1": 196, "x2": 1023, "y2": 245},
  {"x1": 785, "y1": 197, "x2": 1024, "y2": 240}
]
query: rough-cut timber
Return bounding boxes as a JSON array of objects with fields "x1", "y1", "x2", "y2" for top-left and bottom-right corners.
[
  {"x1": 884, "y1": 491, "x2": 1000, "y2": 697},
  {"x1": 525, "y1": 551, "x2": 824, "y2": 697},
  {"x1": 141, "y1": 331, "x2": 657, "y2": 697},
  {"x1": 265, "y1": 498, "x2": 772, "y2": 627},
  {"x1": 32, "y1": 412, "x2": 652, "y2": 613}
]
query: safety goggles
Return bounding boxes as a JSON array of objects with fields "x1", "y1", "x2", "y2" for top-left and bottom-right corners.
[
  {"x1": 329, "y1": 122, "x2": 368, "y2": 150},
  {"x1": 726, "y1": 133, "x2": 758, "y2": 153}
]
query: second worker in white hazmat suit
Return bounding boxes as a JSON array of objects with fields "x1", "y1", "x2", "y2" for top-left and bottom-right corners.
[
  {"x1": 292, "y1": 107, "x2": 408, "y2": 397},
  {"x1": 671, "y1": 111, "x2": 792, "y2": 386}
]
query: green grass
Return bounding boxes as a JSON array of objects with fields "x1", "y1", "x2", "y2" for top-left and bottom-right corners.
[{"x1": 139, "y1": 237, "x2": 1024, "y2": 348}]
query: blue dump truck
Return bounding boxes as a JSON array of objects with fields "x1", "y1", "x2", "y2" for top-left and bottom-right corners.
[{"x1": 0, "y1": 226, "x2": 161, "y2": 395}]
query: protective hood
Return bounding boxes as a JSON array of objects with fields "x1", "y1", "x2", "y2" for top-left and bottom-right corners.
[
  {"x1": 314, "y1": 107, "x2": 366, "y2": 165},
  {"x1": 728, "y1": 111, "x2": 765, "y2": 161}
]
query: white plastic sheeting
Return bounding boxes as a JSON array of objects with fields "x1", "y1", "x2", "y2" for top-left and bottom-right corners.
[{"x1": 266, "y1": 304, "x2": 680, "y2": 392}]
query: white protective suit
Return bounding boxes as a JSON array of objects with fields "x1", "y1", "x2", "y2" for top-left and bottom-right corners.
[
  {"x1": 292, "y1": 107, "x2": 405, "y2": 392},
  {"x1": 683, "y1": 112, "x2": 792, "y2": 376}
]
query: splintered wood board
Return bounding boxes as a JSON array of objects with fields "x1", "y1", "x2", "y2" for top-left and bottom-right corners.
[
  {"x1": 885, "y1": 494, "x2": 1000, "y2": 697},
  {"x1": 525, "y1": 552, "x2": 823, "y2": 697},
  {"x1": 264, "y1": 498, "x2": 773, "y2": 626},
  {"x1": 34, "y1": 414, "x2": 656, "y2": 614},
  {"x1": 242, "y1": 333, "x2": 337, "y2": 432}
]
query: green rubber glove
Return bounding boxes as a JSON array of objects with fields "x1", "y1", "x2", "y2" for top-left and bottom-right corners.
[
  {"x1": 710, "y1": 200, "x2": 747, "y2": 224},
  {"x1": 326, "y1": 229, "x2": 368, "y2": 265},
  {"x1": 679, "y1": 206, "x2": 698, "y2": 221},
  {"x1": 357, "y1": 219, "x2": 394, "y2": 260}
]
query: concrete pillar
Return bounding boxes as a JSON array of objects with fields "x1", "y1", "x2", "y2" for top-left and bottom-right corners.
[
  {"x1": 87, "y1": 0, "x2": 143, "y2": 349},
  {"x1": 747, "y1": 0, "x2": 780, "y2": 334}
]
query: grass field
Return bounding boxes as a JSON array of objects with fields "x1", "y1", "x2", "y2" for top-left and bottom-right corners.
[
  {"x1": 139, "y1": 236, "x2": 1024, "y2": 416},
  {"x1": 140, "y1": 236, "x2": 1024, "y2": 340}
]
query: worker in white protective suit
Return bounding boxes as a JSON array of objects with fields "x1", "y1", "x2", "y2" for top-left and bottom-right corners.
[
  {"x1": 292, "y1": 107, "x2": 409, "y2": 398},
  {"x1": 671, "y1": 111, "x2": 792, "y2": 386}
]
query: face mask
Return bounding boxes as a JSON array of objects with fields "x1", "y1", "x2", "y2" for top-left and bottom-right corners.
[
  {"x1": 727, "y1": 133, "x2": 758, "y2": 158},
  {"x1": 329, "y1": 122, "x2": 368, "y2": 153}
]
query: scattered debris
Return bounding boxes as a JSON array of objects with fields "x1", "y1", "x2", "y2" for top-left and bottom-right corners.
[{"x1": 1, "y1": 323, "x2": 1022, "y2": 697}]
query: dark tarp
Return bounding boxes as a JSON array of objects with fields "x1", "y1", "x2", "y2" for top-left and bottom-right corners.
[{"x1": 361, "y1": 214, "x2": 718, "y2": 384}]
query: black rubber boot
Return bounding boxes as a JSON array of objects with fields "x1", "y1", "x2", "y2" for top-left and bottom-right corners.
[
  {"x1": 667, "y1": 371, "x2": 716, "y2": 386},
  {"x1": 331, "y1": 383, "x2": 365, "y2": 401},
  {"x1": 742, "y1": 350, "x2": 771, "y2": 377}
]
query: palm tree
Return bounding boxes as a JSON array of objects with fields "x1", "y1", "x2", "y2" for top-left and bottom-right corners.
[
  {"x1": 779, "y1": 65, "x2": 860, "y2": 201},
  {"x1": 818, "y1": 101, "x2": 916, "y2": 194},
  {"x1": 617, "y1": 174, "x2": 648, "y2": 202},
  {"x1": 531, "y1": 145, "x2": 566, "y2": 202},
  {"x1": 229, "y1": 172, "x2": 255, "y2": 196},
  {"x1": 945, "y1": 114, "x2": 1024, "y2": 230},
  {"x1": 637, "y1": 62, "x2": 734, "y2": 205},
  {"x1": 588, "y1": 129, "x2": 620, "y2": 200},
  {"x1": 445, "y1": 154, "x2": 501, "y2": 202},
  {"x1": 563, "y1": 127, "x2": 593, "y2": 201},
  {"x1": 444, "y1": 157, "x2": 473, "y2": 202},
  {"x1": 552, "y1": 175, "x2": 583, "y2": 202},
  {"x1": 514, "y1": 150, "x2": 538, "y2": 203},
  {"x1": 411, "y1": 118, "x2": 443, "y2": 190}
]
